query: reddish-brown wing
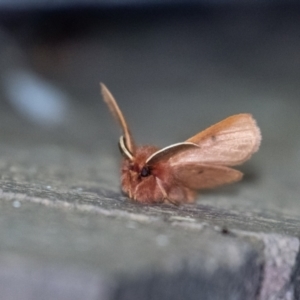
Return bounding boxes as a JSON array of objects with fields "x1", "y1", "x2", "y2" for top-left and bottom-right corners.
[
  {"x1": 169, "y1": 114, "x2": 261, "y2": 167},
  {"x1": 172, "y1": 163, "x2": 243, "y2": 190},
  {"x1": 146, "y1": 114, "x2": 260, "y2": 191}
]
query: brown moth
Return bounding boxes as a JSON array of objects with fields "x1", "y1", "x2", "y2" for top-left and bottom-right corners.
[{"x1": 101, "y1": 83, "x2": 261, "y2": 205}]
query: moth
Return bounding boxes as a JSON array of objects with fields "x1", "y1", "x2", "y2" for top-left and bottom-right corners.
[{"x1": 101, "y1": 83, "x2": 261, "y2": 205}]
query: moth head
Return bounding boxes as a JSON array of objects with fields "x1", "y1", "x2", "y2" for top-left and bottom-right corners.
[
  {"x1": 120, "y1": 145, "x2": 159, "y2": 199},
  {"x1": 120, "y1": 144, "x2": 156, "y2": 178}
]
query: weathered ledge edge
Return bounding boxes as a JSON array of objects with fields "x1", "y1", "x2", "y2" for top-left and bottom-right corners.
[{"x1": 0, "y1": 187, "x2": 299, "y2": 300}]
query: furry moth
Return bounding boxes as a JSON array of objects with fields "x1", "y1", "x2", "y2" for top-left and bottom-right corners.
[{"x1": 101, "y1": 83, "x2": 261, "y2": 205}]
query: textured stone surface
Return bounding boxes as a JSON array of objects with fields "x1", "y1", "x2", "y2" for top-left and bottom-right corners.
[
  {"x1": 0, "y1": 198, "x2": 262, "y2": 300},
  {"x1": 0, "y1": 4, "x2": 300, "y2": 300},
  {"x1": 0, "y1": 143, "x2": 297, "y2": 299}
]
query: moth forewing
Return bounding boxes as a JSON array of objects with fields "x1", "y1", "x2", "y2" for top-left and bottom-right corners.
[
  {"x1": 179, "y1": 114, "x2": 261, "y2": 166},
  {"x1": 101, "y1": 83, "x2": 136, "y2": 154}
]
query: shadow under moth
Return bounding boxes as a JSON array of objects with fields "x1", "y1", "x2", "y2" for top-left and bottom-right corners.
[{"x1": 101, "y1": 83, "x2": 261, "y2": 205}]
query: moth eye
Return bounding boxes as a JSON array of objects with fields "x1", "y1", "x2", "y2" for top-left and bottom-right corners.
[{"x1": 140, "y1": 166, "x2": 151, "y2": 177}]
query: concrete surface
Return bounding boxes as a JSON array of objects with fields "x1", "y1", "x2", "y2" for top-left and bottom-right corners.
[{"x1": 0, "y1": 4, "x2": 300, "y2": 300}]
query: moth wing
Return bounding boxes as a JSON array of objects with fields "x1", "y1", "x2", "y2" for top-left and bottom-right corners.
[
  {"x1": 173, "y1": 163, "x2": 243, "y2": 190},
  {"x1": 146, "y1": 144, "x2": 242, "y2": 190},
  {"x1": 101, "y1": 83, "x2": 136, "y2": 154},
  {"x1": 173, "y1": 114, "x2": 261, "y2": 166}
]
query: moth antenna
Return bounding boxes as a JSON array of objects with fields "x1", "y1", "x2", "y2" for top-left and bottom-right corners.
[
  {"x1": 119, "y1": 136, "x2": 134, "y2": 161},
  {"x1": 100, "y1": 83, "x2": 136, "y2": 154},
  {"x1": 146, "y1": 142, "x2": 198, "y2": 165}
]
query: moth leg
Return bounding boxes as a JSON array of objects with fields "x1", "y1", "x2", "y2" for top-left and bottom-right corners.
[
  {"x1": 156, "y1": 178, "x2": 180, "y2": 206},
  {"x1": 156, "y1": 177, "x2": 169, "y2": 200},
  {"x1": 164, "y1": 198, "x2": 180, "y2": 206}
]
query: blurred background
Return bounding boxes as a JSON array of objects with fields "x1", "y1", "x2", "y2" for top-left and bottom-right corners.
[{"x1": 0, "y1": 1, "x2": 299, "y2": 213}]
